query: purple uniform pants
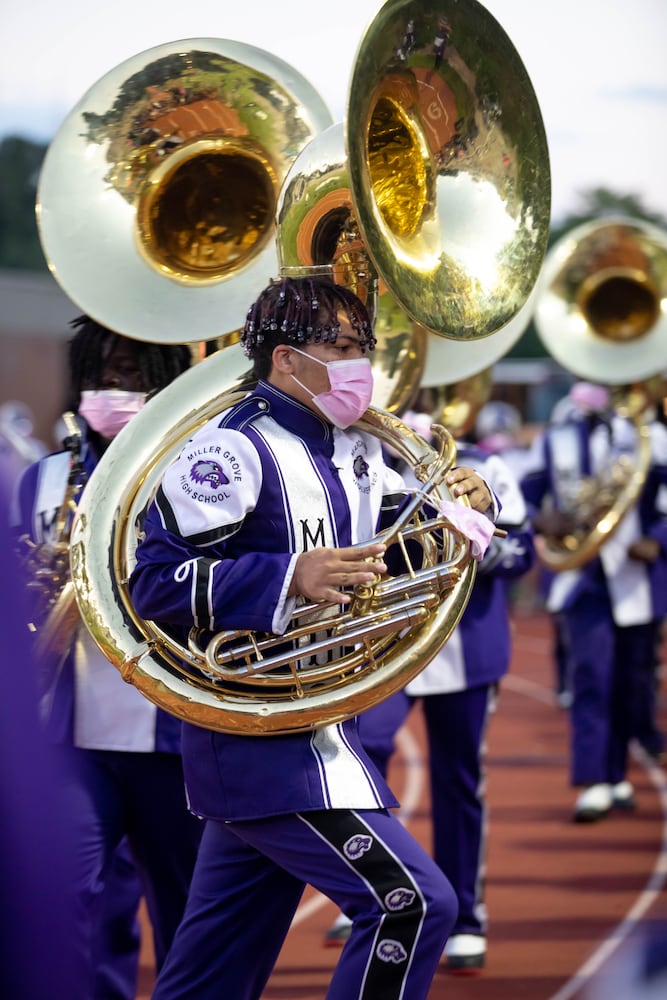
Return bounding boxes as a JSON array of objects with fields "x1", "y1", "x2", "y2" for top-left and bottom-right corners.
[
  {"x1": 423, "y1": 687, "x2": 492, "y2": 937},
  {"x1": 560, "y1": 588, "x2": 657, "y2": 786},
  {"x1": 152, "y1": 808, "x2": 457, "y2": 1000},
  {"x1": 57, "y1": 747, "x2": 202, "y2": 994},
  {"x1": 359, "y1": 686, "x2": 492, "y2": 938},
  {"x1": 96, "y1": 838, "x2": 141, "y2": 999}
]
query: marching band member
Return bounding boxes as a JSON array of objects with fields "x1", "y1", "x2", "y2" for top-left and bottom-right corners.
[
  {"x1": 129, "y1": 275, "x2": 498, "y2": 1000},
  {"x1": 521, "y1": 384, "x2": 667, "y2": 822},
  {"x1": 13, "y1": 316, "x2": 202, "y2": 998}
]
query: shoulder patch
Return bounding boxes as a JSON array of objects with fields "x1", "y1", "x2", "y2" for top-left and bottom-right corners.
[{"x1": 161, "y1": 420, "x2": 263, "y2": 540}]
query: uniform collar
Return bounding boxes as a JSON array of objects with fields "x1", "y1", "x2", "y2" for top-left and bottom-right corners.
[{"x1": 254, "y1": 380, "x2": 333, "y2": 444}]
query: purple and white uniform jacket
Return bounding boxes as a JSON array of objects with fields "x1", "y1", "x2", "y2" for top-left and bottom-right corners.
[
  {"x1": 130, "y1": 381, "x2": 412, "y2": 822},
  {"x1": 406, "y1": 443, "x2": 534, "y2": 695},
  {"x1": 521, "y1": 415, "x2": 667, "y2": 626},
  {"x1": 14, "y1": 431, "x2": 182, "y2": 752}
]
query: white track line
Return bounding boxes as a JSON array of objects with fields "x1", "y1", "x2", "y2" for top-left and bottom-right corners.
[
  {"x1": 504, "y1": 671, "x2": 562, "y2": 706},
  {"x1": 546, "y1": 749, "x2": 667, "y2": 1000}
]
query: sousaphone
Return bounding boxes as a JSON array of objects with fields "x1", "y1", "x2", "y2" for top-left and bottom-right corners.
[
  {"x1": 534, "y1": 215, "x2": 667, "y2": 570},
  {"x1": 66, "y1": 0, "x2": 551, "y2": 734},
  {"x1": 28, "y1": 38, "x2": 332, "y2": 662}
]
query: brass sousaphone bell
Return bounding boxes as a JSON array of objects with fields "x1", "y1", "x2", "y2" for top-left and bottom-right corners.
[
  {"x1": 64, "y1": 0, "x2": 551, "y2": 735},
  {"x1": 534, "y1": 216, "x2": 667, "y2": 570},
  {"x1": 276, "y1": 0, "x2": 550, "y2": 411},
  {"x1": 28, "y1": 38, "x2": 332, "y2": 663},
  {"x1": 37, "y1": 37, "x2": 334, "y2": 343}
]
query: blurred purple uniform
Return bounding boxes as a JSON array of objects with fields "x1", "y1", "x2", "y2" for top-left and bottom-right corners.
[
  {"x1": 358, "y1": 443, "x2": 534, "y2": 943},
  {"x1": 0, "y1": 500, "x2": 83, "y2": 999},
  {"x1": 521, "y1": 415, "x2": 667, "y2": 788},
  {"x1": 13, "y1": 433, "x2": 202, "y2": 997}
]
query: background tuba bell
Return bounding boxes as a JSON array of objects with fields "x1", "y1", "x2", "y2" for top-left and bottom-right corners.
[
  {"x1": 28, "y1": 39, "x2": 333, "y2": 669},
  {"x1": 533, "y1": 216, "x2": 667, "y2": 571}
]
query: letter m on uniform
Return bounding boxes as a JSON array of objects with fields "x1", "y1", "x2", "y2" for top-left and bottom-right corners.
[{"x1": 301, "y1": 518, "x2": 325, "y2": 552}]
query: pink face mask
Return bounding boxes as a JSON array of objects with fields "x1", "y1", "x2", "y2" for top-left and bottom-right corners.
[
  {"x1": 290, "y1": 349, "x2": 374, "y2": 429},
  {"x1": 569, "y1": 382, "x2": 610, "y2": 414},
  {"x1": 78, "y1": 390, "x2": 146, "y2": 439}
]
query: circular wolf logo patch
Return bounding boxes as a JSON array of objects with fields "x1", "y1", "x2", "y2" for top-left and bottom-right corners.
[{"x1": 190, "y1": 460, "x2": 229, "y2": 490}]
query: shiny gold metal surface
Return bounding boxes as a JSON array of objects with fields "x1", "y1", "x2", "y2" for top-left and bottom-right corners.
[
  {"x1": 276, "y1": 124, "x2": 377, "y2": 312},
  {"x1": 419, "y1": 279, "x2": 540, "y2": 384},
  {"x1": 69, "y1": 347, "x2": 477, "y2": 735},
  {"x1": 37, "y1": 38, "x2": 333, "y2": 343},
  {"x1": 347, "y1": 0, "x2": 551, "y2": 340},
  {"x1": 371, "y1": 288, "x2": 429, "y2": 413},
  {"x1": 420, "y1": 368, "x2": 494, "y2": 438},
  {"x1": 276, "y1": 122, "x2": 427, "y2": 413},
  {"x1": 535, "y1": 217, "x2": 667, "y2": 383}
]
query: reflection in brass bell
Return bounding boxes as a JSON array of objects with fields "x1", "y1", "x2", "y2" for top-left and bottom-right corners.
[{"x1": 37, "y1": 38, "x2": 333, "y2": 344}]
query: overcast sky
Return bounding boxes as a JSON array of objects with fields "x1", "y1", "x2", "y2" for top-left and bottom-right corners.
[{"x1": 2, "y1": 0, "x2": 666, "y2": 224}]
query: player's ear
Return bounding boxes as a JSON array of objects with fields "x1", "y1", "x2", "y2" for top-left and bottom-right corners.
[{"x1": 272, "y1": 345, "x2": 295, "y2": 374}]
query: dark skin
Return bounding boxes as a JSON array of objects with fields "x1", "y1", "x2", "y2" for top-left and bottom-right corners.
[
  {"x1": 81, "y1": 338, "x2": 146, "y2": 395},
  {"x1": 80, "y1": 337, "x2": 146, "y2": 447},
  {"x1": 531, "y1": 509, "x2": 578, "y2": 540},
  {"x1": 268, "y1": 317, "x2": 494, "y2": 605},
  {"x1": 627, "y1": 537, "x2": 661, "y2": 563}
]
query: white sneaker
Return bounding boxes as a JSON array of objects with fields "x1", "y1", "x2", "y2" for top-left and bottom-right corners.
[
  {"x1": 444, "y1": 933, "x2": 486, "y2": 970},
  {"x1": 323, "y1": 912, "x2": 352, "y2": 947},
  {"x1": 573, "y1": 783, "x2": 612, "y2": 823},
  {"x1": 612, "y1": 780, "x2": 636, "y2": 810},
  {"x1": 557, "y1": 690, "x2": 573, "y2": 709}
]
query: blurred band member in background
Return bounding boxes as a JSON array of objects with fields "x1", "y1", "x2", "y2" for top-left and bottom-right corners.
[
  {"x1": 13, "y1": 316, "x2": 202, "y2": 998},
  {"x1": 327, "y1": 410, "x2": 535, "y2": 972},
  {"x1": 521, "y1": 382, "x2": 667, "y2": 822}
]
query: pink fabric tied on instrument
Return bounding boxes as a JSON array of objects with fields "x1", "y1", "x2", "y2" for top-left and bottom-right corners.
[{"x1": 438, "y1": 501, "x2": 496, "y2": 560}]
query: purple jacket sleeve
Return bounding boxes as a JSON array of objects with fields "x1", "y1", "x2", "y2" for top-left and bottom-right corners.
[{"x1": 129, "y1": 424, "x2": 296, "y2": 635}]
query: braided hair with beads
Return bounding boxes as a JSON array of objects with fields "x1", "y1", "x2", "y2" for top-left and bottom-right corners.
[
  {"x1": 241, "y1": 276, "x2": 376, "y2": 380},
  {"x1": 66, "y1": 315, "x2": 192, "y2": 411}
]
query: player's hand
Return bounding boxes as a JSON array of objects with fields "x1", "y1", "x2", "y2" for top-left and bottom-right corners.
[
  {"x1": 289, "y1": 542, "x2": 387, "y2": 604},
  {"x1": 445, "y1": 467, "x2": 493, "y2": 513},
  {"x1": 531, "y1": 509, "x2": 577, "y2": 540},
  {"x1": 627, "y1": 536, "x2": 661, "y2": 563}
]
